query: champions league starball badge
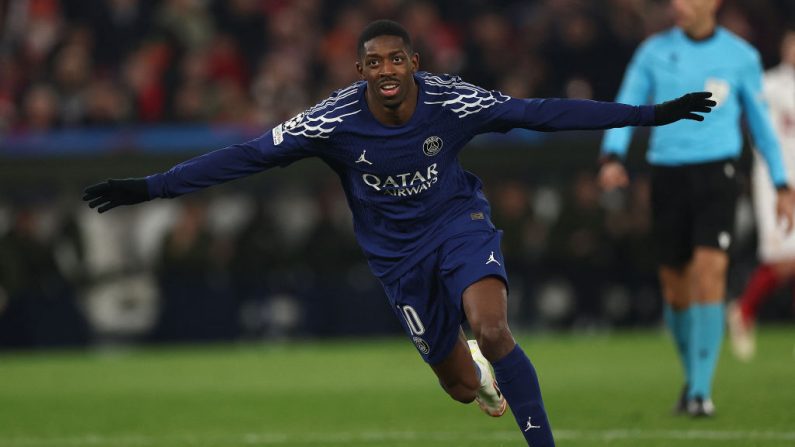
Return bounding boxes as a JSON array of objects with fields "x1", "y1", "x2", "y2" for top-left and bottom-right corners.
[{"x1": 422, "y1": 136, "x2": 443, "y2": 156}]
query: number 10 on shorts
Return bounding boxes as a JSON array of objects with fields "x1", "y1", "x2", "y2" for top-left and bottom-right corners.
[{"x1": 401, "y1": 305, "x2": 425, "y2": 335}]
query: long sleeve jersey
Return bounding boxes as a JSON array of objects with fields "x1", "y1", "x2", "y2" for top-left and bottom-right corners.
[
  {"x1": 147, "y1": 72, "x2": 655, "y2": 283},
  {"x1": 601, "y1": 27, "x2": 788, "y2": 187}
]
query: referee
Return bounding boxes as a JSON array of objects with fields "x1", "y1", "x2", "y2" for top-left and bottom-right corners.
[{"x1": 599, "y1": 0, "x2": 795, "y2": 417}]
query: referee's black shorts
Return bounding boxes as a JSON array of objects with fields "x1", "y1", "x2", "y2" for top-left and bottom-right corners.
[{"x1": 651, "y1": 159, "x2": 739, "y2": 268}]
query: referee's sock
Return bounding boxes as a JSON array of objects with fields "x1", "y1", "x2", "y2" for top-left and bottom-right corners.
[
  {"x1": 493, "y1": 344, "x2": 555, "y2": 447},
  {"x1": 688, "y1": 302, "x2": 725, "y2": 399},
  {"x1": 663, "y1": 304, "x2": 693, "y2": 385}
]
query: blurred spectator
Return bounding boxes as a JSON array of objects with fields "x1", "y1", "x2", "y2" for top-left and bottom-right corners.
[
  {"x1": 170, "y1": 47, "x2": 215, "y2": 122},
  {"x1": 83, "y1": 78, "x2": 132, "y2": 125},
  {"x1": 605, "y1": 174, "x2": 655, "y2": 277},
  {"x1": 401, "y1": 1, "x2": 463, "y2": 73},
  {"x1": 461, "y1": 12, "x2": 514, "y2": 88},
  {"x1": 231, "y1": 197, "x2": 296, "y2": 337},
  {"x1": 250, "y1": 50, "x2": 311, "y2": 125},
  {"x1": 207, "y1": 34, "x2": 249, "y2": 88},
  {"x1": 0, "y1": 199, "x2": 89, "y2": 348},
  {"x1": 152, "y1": 198, "x2": 238, "y2": 342},
  {"x1": 122, "y1": 42, "x2": 171, "y2": 122},
  {"x1": 51, "y1": 31, "x2": 93, "y2": 126},
  {"x1": 317, "y1": 6, "x2": 367, "y2": 94},
  {"x1": 61, "y1": 0, "x2": 155, "y2": 68},
  {"x1": 490, "y1": 180, "x2": 548, "y2": 324},
  {"x1": 154, "y1": 0, "x2": 214, "y2": 51},
  {"x1": 547, "y1": 171, "x2": 612, "y2": 325},
  {"x1": 211, "y1": 0, "x2": 268, "y2": 67},
  {"x1": 19, "y1": 83, "x2": 60, "y2": 131},
  {"x1": 602, "y1": 174, "x2": 660, "y2": 324}
]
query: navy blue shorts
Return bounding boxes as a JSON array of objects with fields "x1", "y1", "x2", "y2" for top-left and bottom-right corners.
[{"x1": 381, "y1": 230, "x2": 508, "y2": 365}]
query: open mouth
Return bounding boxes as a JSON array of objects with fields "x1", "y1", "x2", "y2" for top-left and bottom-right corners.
[{"x1": 379, "y1": 81, "x2": 400, "y2": 98}]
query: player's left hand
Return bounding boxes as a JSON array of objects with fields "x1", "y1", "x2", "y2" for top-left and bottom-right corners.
[
  {"x1": 775, "y1": 186, "x2": 795, "y2": 234},
  {"x1": 653, "y1": 92, "x2": 717, "y2": 125},
  {"x1": 82, "y1": 178, "x2": 150, "y2": 213}
]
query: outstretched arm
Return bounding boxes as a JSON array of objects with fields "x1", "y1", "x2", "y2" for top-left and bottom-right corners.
[
  {"x1": 83, "y1": 130, "x2": 316, "y2": 213},
  {"x1": 474, "y1": 90, "x2": 714, "y2": 136},
  {"x1": 510, "y1": 92, "x2": 715, "y2": 132}
]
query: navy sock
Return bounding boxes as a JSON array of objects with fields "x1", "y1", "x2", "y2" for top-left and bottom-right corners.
[{"x1": 492, "y1": 344, "x2": 555, "y2": 447}]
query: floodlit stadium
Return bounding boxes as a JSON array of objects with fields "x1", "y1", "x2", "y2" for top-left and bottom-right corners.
[{"x1": 1, "y1": 1, "x2": 795, "y2": 446}]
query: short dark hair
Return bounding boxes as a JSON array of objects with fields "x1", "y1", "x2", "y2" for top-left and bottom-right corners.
[{"x1": 357, "y1": 20, "x2": 413, "y2": 59}]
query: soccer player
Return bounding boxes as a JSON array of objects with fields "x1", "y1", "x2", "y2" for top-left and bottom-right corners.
[
  {"x1": 599, "y1": 0, "x2": 795, "y2": 417},
  {"x1": 728, "y1": 29, "x2": 795, "y2": 361},
  {"x1": 84, "y1": 20, "x2": 715, "y2": 445}
]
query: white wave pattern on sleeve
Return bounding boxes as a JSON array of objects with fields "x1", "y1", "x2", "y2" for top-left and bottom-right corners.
[
  {"x1": 283, "y1": 83, "x2": 363, "y2": 139},
  {"x1": 422, "y1": 74, "x2": 510, "y2": 118}
]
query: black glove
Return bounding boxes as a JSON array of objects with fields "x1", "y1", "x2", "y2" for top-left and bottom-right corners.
[
  {"x1": 653, "y1": 92, "x2": 716, "y2": 125},
  {"x1": 82, "y1": 178, "x2": 150, "y2": 213}
]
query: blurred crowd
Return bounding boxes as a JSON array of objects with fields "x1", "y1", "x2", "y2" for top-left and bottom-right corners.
[{"x1": 2, "y1": 0, "x2": 795, "y2": 134}]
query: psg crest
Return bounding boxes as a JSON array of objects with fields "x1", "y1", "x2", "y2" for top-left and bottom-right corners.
[
  {"x1": 422, "y1": 136, "x2": 443, "y2": 156},
  {"x1": 413, "y1": 336, "x2": 431, "y2": 355}
]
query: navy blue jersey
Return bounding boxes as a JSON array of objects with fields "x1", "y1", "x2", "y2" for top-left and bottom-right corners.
[{"x1": 147, "y1": 72, "x2": 654, "y2": 282}]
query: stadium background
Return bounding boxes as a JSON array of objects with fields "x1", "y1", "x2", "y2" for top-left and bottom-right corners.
[{"x1": 1, "y1": 0, "x2": 794, "y2": 348}]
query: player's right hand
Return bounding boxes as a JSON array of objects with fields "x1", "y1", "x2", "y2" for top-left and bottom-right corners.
[
  {"x1": 82, "y1": 178, "x2": 150, "y2": 213},
  {"x1": 598, "y1": 161, "x2": 629, "y2": 191}
]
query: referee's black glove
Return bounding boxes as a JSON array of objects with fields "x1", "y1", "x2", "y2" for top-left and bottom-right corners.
[
  {"x1": 653, "y1": 92, "x2": 716, "y2": 125},
  {"x1": 82, "y1": 178, "x2": 150, "y2": 213}
]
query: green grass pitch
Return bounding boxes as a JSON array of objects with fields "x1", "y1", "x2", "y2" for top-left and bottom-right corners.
[{"x1": 1, "y1": 327, "x2": 794, "y2": 447}]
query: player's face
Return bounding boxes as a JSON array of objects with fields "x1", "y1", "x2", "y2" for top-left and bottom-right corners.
[
  {"x1": 356, "y1": 35, "x2": 419, "y2": 109},
  {"x1": 671, "y1": 0, "x2": 719, "y2": 31}
]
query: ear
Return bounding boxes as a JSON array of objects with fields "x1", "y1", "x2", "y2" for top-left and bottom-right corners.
[
  {"x1": 355, "y1": 61, "x2": 364, "y2": 79},
  {"x1": 410, "y1": 52, "x2": 420, "y2": 73}
]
